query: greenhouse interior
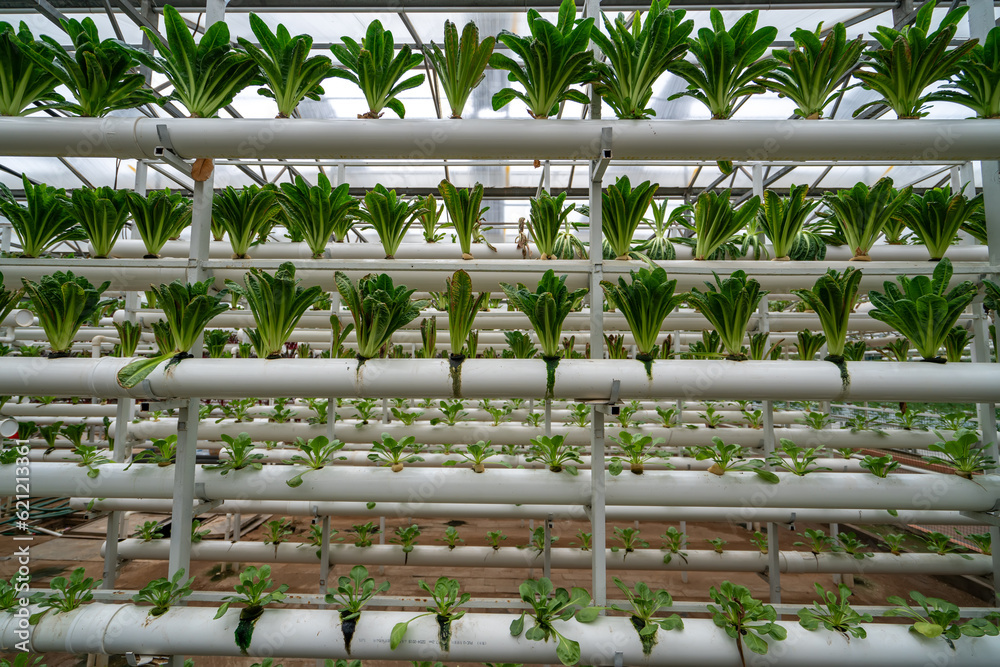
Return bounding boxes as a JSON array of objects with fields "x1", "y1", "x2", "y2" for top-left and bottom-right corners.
[{"x1": 1, "y1": 0, "x2": 1000, "y2": 665}]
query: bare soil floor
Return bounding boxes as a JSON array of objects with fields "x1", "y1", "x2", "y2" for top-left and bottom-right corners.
[{"x1": 1, "y1": 513, "x2": 993, "y2": 667}]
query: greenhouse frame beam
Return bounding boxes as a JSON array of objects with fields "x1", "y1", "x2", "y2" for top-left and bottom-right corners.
[{"x1": 4, "y1": 118, "x2": 1000, "y2": 161}]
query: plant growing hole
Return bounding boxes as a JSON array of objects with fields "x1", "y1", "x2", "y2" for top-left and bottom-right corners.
[
  {"x1": 797, "y1": 583, "x2": 872, "y2": 639},
  {"x1": 369, "y1": 433, "x2": 424, "y2": 472},
  {"x1": 794, "y1": 528, "x2": 835, "y2": 554},
  {"x1": 823, "y1": 179, "x2": 912, "y2": 261},
  {"x1": 750, "y1": 531, "x2": 768, "y2": 554},
  {"x1": 325, "y1": 565, "x2": 390, "y2": 654},
  {"x1": 509, "y1": 577, "x2": 600, "y2": 666},
  {"x1": 833, "y1": 531, "x2": 872, "y2": 560},
  {"x1": 859, "y1": 454, "x2": 901, "y2": 478},
  {"x1": 132, "y1": 520, "x2": 164, "y2": 541},
  {"x1": 609, "y1": 432, "x2": 669, "y2": 476},
  {"x1": 922, "y1": 531, "x2": 973, "y2": 559},
  {"x1": 705, "y1": 537, "x2": 727, "y2": 554},
  {"x1": 443, "y1": 440, "x2": 500, "y2": 473},
  {"x1": 205, "y1": 433, "x2": 264, "y2": 475},
  {"x1": 351, "y1": 522, "x2": 380, "y2": 547},
  {"x1": 527, "y1": 190, "x2": 575, "y2": 260},
  {"x1": 437, "y1": 526, "x2": 464, "y2": 550},
  {"x1": 285, "y1": 435, "x2": 346, "y2": 487},
  {"x1": 602, "y1": 176, "x2": 659, "y2": 260},
  {"x1": 390, "y1": 577, "x2": 470, "y2": 650},
  {"x1": 610, "y1": 578, "x2": 683, "y2": 655},
  {"x1": 213, "y1": 565, "x2": 287, "y2": 654},
  {"x1": 765, "y1": 439, "x2": 831, "y2": 476},
  {"x1": 573, "y1": 530, "x2": 593, "y2": 551},
  {"x1": 612, "y1": 527, "x2": 649, "y2": 560},
  {"x1": 526, "y1": 434, "x2": 582, "y2": 475},
  {"x1": 660, "y1": 527, "x2": 689, "y2": 565},
  {"x1": 391, "y1": 524, "x2": 421, "y2": 564},
  {"x1": 70, "y1": 186, "x2": 130, "y2": 259},
  {"x1": 486, "y1": 530, "x2": 508, "y2": 551},
  {"x1": 358, "y1": 184, "x2": 421, "y2": 259},
  {"x1": 885, "y1": 590, "x2": 991, "y2": 643},
  {"x1": 263, "y1": 518, "x2": 294, "y2": 547},
  {"x1": 0, "y1": 176, "x2": 84, "y2": 259},
  {"x1": 132, "y1": 569, "x2": 194, "y2": 617},
  {"x1": 73, "y1": 444, "x2": 111, "y2": 478},
  {"x1": 279, "y1": 174, "x2": 359, "y2": 256},
  {"x1": 694, "y1": 437, "x2": 779, "y2": 483},
  {"x1": 707, "y1": 581, "x2": 786, "y2": 666}
]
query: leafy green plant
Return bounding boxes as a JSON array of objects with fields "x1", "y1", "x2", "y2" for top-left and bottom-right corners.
[
  {"x1": 205, "y1": 432, "x2": 264, "y2": 475},
  {"x1": 0, "y1": 21, "x2": 62, "y2": 115},
  {"x1": 490, "y1": 0, "x2": 595, "y2": 118},
  {"x1": 765, "y1": 438, "x2": 830, "y2": 476},
  {"x1": 526, "y1": 190, "x2": 575, "y2": 260},
  {"x1": 609, "y1": 432, "x2": 668, "y2": 475},
  {"x1": 443, "y1": 269, "x2": 488, "y2": 360},
  {"x1": 0, "y1": 577, "x2": 44, "y2": 612},
  {"x1": 885, "y1": 591, "x2": 969, "y2": 640},
  {"x1": 391, "y1": 524, "x2": 421, "y2": 563},
  {"x1": 30, "y1": 17, "x2": 154, "y2": 117},
  {"x1": 285, "y1": 435, "x2": 346, "y2": 487},
  {"x1": 0, "y1": 176, "x2": 84, "y2": 258},
  {"x1": 869, "y1": 258, "x2": 979, "y2": 361},
  {"x1": 358, "y1": 184, "x2": 420, "y2": 259},
  {"x1": 226, "y1": 262, "x2": 321, "y2": 359},
  {"x1": 686, "y1": 270, "x2": 766, "y2": 360},
  {"x1": 438, "y1": 526, "x2": 464, "y2": 550},
  {"x1": 795, "y1": 528, "x2": 835, "y2": 554},
  {"x1": 603, "y1": 176, "x2": 658, "y2": 260},
  {"x1": 760, "y1": 23, "x2": 864, "y2": 118},
  {"x1": 795, "y1": 329, "x2": 826, "y2": 361},
  {"x1": 213, "y1": 185, "x2": 281, "y2": 259},
  {"x1": 21, "y1": 271, "x2": 110, "y2": 356},
  {"x1": 504, "y1": 331, "x2": 538, "y2": 359},
  {"x1": 749, "y1": 530, "x2": 768, "y2": 553},
  {"x1": 125, "y1": 189, "x2": 192, "y2": 258},
  {"x1": 438, "y1": 180, "x2": 488, "y2": 259},
  {"x1": 601, "y1": 266, "x2": 685, "y2": 372},
  {"x1": 509, "y1": 577, "x2": 600, "y2": 666},
  {"x1": 823, "y1": 179, "x2": 912, "y2": 260},
  {"x1": 944, "y1": 326, "x2": 972, "y2": 363},
  {"x1": 668, "y1": 9, "x2": 777, "y2": 120},
  {"x1": 899, "y1": 186, "x2": 983, "y2": 260},
  {"x1": 134, "y1": 5, "x2": 257, "y2": 118},
  {"x1": 792, "y1": 267, "x2": 863, "y2": 362},
  {"x1": 29, "y1": 567, "x2": 99, "y2": 624},
  {"x1": 335, "y1": 271, "x2": 428, "y2": 361},
  {"x1": 637, "y1": 199, "x2": 683, "y2": 260},
  {"x1": 238, "y1": 14, "x2": 333, "y2": 118},
  {"x1": 705, "y1": 537, "x2": 727, "y2": 554},
  {"x1": 526, "y1": 434, "x2": 582, "y2": 475},
  {"x1": 415, "y1": 194, "x2": 445, "y2": 243},
  {"x1": 884, "y1": 533, "x2": 906, "y2": 555},
  {"x1": 329, "y1": 20, "x2": 424, "y2": 118},
  {"x1": 691, "y1": 190, "x2": 760, "y2": 261},
  {"x1": 430, "y1": 399, "x2": 469, "y2": 426},
  {"x1": 132, "y1": 520, "x2": 164, "y2": 541},
  {"x1": 758, "y1": 185, "x2": 820, "y2": 259},
  {"x1": 933, "y1": 25, "x2": 1000, "y2": 118},
  {"x1": 391, "y1": 577, "x2": 471, "y2": 650},
  {"x1": 325, "y1": 565, "x2": 390, "y2": 653},
  {"x1": 797, "y1": 583, "x2": 871, "y2": 639},
  {"x1": 695, "y1": 437, "x2": 779, "y2": 482},
  {"x1": 443, "y1": 440, "x2": 499, "y2": 473},
  {"x1": 923, "y1": 428, "x2": 998, "y2": 478},
  {"x1": 707, "y1": 581, "x2": 786, "y2": 666},
  {"x1": 833, "y1": 532, "x2": 871, "y2": 560},
  {"x1": 842, "y1": 340, "x2": 869, "y2": 362},
  {"x1": 118, "y1": 279, "x2": 229, "y2": 387},
  {"x1": 964, "y1": 531, "x2": 992, "y2": 555},
  {"x1": 859, "y1": 454, "x2": 900, "y2": 478},
  {"x1": 214, "y1": 565, "x2": 289, "y2": 654},
  {"x1": 611, "y1": 578, "x2": 683, "y2": 654},
  {"x1": 73, "y1": 444, "x2": 111, "y2": 478},
  {"x1": 350, "y1": 522, "x2": 380, "y2": 547},
  {"x1": 486, "y1": 529, "x2": 508, "y2": 550},
  {"x1": 111, "y1": 320, "x2": 143, "y2": 358},
  {"x1": 424, "y1": 20, "x2": 495, "y2": 118},
  {"x1": 369, "y1": 433, "x2": 423, "y2": 472},
  {"x1": 70, "y1": 186, "x2": 129, "y2": 259},
  {"x1": 591, "y1": 1, "x2": 692, "y2": 118},
  {"x1": 279, "y1": 174, "x2": 359, "y2": 256},
  {"x1": 263, "y1": 518, "x2": 293, "y2": 546},
  {"x1": 613, "y1": 527, "x2": 649, "y2": 559},
  {"x1": 921, "y1": 531, "x2": 971, "y2": 559},
  {"x1": 132, "y1": 569, "x2": 194, "y2": 617},
  {"x1": 853, "y1": 1, "x2": 976, "y2": 119},
  {"x1": 660, "y1": 527, "x2": 688, "y2": 565}
]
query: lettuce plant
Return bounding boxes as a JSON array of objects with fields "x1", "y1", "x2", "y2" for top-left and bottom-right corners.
[
  {"x1": 898, "y1": 186, "x2": 983, "y2": 260},
  {"x1": 923, "y1": 428, "x2": 998, "y2": 479},
  {"x1": 0, "y1": 271, "x2": 24, "y2": 327},
  {"x1": 443, "y1": 440, "x2": 499, "y2": 473},
  {"x1": 238, "y1": 14, "x2": 333, "y2": 118},
  {"x1": 29, "y1": 567, "x2": 99, "y2": 624},
  {"x1": 868, "y1": 258, "x2": 979, "y2": 361},
  {"x1": 335, "y1": 272, "x2": 428, "y2": 361},
  {"x1": 21, "y1": 271, "x2": 111, "y2": 356},
  {"x1": 794, "y1": 329, "x2": 826, "y2": 360},
  {"x1": 609, "y1": 432, "x2": 668, "y2": 476},
  {"x1": 509, "y1": 577, "x2": 600, "y2": 666},
  {"x1": 759, "y1": 23, "x2": 864, "y2": 119},
  {"x1": 757, "y1": 185, "x2": 819, "y2": 259},
  {"x1": 610, "y1": 578, "x2": 682, "y2": 655},
  {"x1": 0, "y1": 176, "x2": 83, "y2": 258},
  {"x1": 694, "y1": 437, "x2": 779, "y2": 483},
  {"x1": 668, "y1": 9, "x2": 777, "y2": 121},
  {"x1": 285, "y1": 435, "x2": 346, "y2": 487},
  {"x1": 214, "y1": 565, "x2": 288, "y2": 654},
  {"x1": 70, "y1": 186, "x2": 129, "y2": 259},
  {"x1": 603, "y1": 176, "x2": 659, "y2": 259},
  {"x1": 279, "y1": 173, "x2": 359, "y2": 257},
  {"x1": 390, "y1": 524, "x2": 421, "y2": 563},
  {"x1": 325, "y1": 565, "x2": 390, "y2": 654},
  {"x1": 0, "y1": 21, "x2": 63, "y2": 116},
  {"x1": 329, "y1": 20, "x2": 424, "y2": 118},
  {"x1": 707, "y1": 581, "x2": 786, "y2": 666},
  {"x1": 504, "y1": 331, "x2": 538, "y2": 359},
  {"x1": 133, "y1": 5, "x2": 258, "y2": 118},
  {"x1": 692, "y1": 190, "x2": 760, "y2": 261},
  {"x1": 591, "y1": 1, "x2": 692, "y2": 119},
  {"x1": 853, "y1": 1, "x2": 976, "y2": 119},
  {"x1": 764, "y1": 438, "x2": 830, "y2": 476},
  {"x1": 424, "y1": 20, "x2": 495, "y2": 118},
  {"x1": 527, "y1": 190, "x2": 575, "y2": 259},
  {"x1": 791, "y1": 267, "x2": 862, "y2": 363},
  {"x1": 226, "y1": 263, "x2": 322, "y2": 359},
  {"x1": 416, "y1": 193, "x2": 445, "y2": 243},
  {"x1": 438, "y1": 180, "x2": 488, "y2": 258},
  {"x1": 526, "y1": 434, "x2": 582, "y2": 475},
  {"x1": 118, "y1": 279, "x2": 229, "y2": 387},
  {"x1": 444, "y1": 269, "x2": 488, "y2": 358},
  {"x1": 125, "y1": 189, "x2": 193, "y2": 259},
  {"x1": 822, "y1": 179, "x2": 911, "y2": 260},
  {"x1": 357, "y1": 184, "x2": 420, "y2": 259},
  {"x1": 206, "y1": 433, "x2": 264, "y2": 475},
  {"x1": 944, "y1": 326, "x2": 971, "y2": 363},
  {"x1": 601, "y1": 266, "x2": 686, "y2": 373},
  {"x1": 213, "y1": 185, "x2": 282, "y2": 259},
  {"x1": 686, "y1": 270, "x2": 766, "y2": 360},
  {"x1": 490, "y1": 0, "x2": 595, "y2": 118},
  {"x1": 29, "y1": 17, "x2": 155, "y2": 116},
  {"x1": 391, "y1": 577, "x2": 470, "y2": 650},
  {"x1": 636, "y1": 200, "x2": 683, "y2": 260},
  {"x1": 132, "y1": 569, "x2": 194, "y2": 618},
  {"x1": 797, "y1": 583, "x2": 871, "y2": 639},
  {"x1": 885, "y1": 590, "x2": 978, "y2": 640},
  {"x1": 933, "y1": 25, "x2": 1000, "y2": 118},
  {"x1": 369, "y1": 433, "x2": 423, "y2": 472}
]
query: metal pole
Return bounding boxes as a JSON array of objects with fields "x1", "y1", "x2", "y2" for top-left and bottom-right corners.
[
  {"x1": 542, "y1": 513, "x2": 553, "y2": 580},
  {"x1": 968, "y1": 0, "x2": 1000, "y2": 265},
  {"x1": 589, "y1": 155, "x2": 605, "y2": 360},
  {"x1": 544, "y1": 399, "x2": 552, "y2": 437},
  {"x1": 590, "y1": 406, "x2": 607, "y2": 607}
]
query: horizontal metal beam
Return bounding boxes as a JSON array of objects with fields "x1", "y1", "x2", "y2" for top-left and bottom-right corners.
[{"x1": 2, "y1": 118, "x2": 999, "y2": 161}]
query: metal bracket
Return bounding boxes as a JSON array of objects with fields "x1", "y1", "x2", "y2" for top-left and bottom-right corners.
[
  {"x1": 614, "y1": 651, "x2": 624, "y2": 667},
  {"x1": 585, "y1": 379, "x2": 621, "y2": 414},
  {"x1": 591, "y1": 127, "x2": 612, "y2": 182},
  {"x1": 960, "y1": 510, "x2": 1000, "y2": 527},
  {"x1": 192, "y1": 483, "x2": 220, "y2": 516},
  {"x1": 141, "y1": 399, "x2": 188, "y2": 412},
  {"x1": 154, "y1": 124, "x2": 192, "y2": 175}
]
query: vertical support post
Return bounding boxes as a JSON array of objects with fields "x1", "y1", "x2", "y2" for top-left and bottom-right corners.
[
  {"x1": 0, "y1": 224, "x2": 9, "y2": 253},
  {"x1": 589, "y1": 128, "x2": 611, "y2": 360},
  {"x1": 590, "y1": 406, "x2": 607, "y2": 607},
  {"x1": 319, "y1": 515, "x2": 331, "y2": 594},
  {"x1": 992, "y1": 525, "x2": 1000, "y2": 606},
  {"x1": 168, "y1": 399, "x2": 198, "y2": 579},
  {"x1": 542, "y1": 513, "x2": 553, "y2": 580},
  {"x1": 585, "y1": 0, "x2": 602, "y2": 120},
  {"x1": 757, "y1": 294, "x2": 781, "y2": 606},
  {"x1": 544, "y1": 399, "x2": 552, "y2": 437},
  {"x1": 968, "y1": 0, "x2": 1000, "y2": 265},
  {"x1": 971, "y1": 296, "x2": 999, "y2": 460}
]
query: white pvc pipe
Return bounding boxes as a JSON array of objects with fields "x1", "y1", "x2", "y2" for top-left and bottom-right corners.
[
  {"x1": 0, "y1": 403, "x2": 117, "y2": 418},
  {"x1": 1, "y1": 357, "x2": 997, "y2": 402},
  {"x1": 0, "y1": 310, "x2": 35, "y2": 328},
  {"x1": 4, "y1": 117, "x2": 1000, "y2": 161},
  {"x1": 8, "y1": 463, "x2": 999, "y2": 510},
  {"x1": 70, "y1": 497, "x2": 989, "y2": 526},
  {"x1": 3, "y1": 604, "x2": 999, "y2": 665},
  {"x1": 109, "y1": 540, "x2": 993, "y2": 575}
]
